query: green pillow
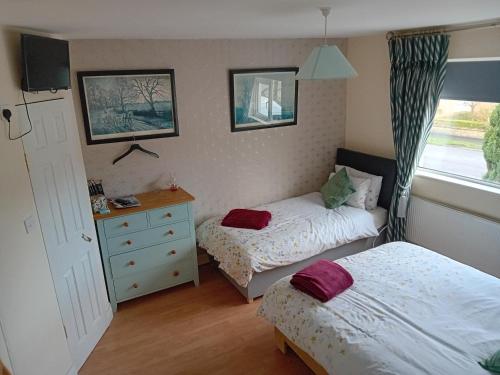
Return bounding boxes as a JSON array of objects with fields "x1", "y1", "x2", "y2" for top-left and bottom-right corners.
[
  {"x1": 479, "y1": 350, "x2": 500, "y2": 373},
  {"x1": 320, "y1": 167, "x2": 356, "y2": 209}
]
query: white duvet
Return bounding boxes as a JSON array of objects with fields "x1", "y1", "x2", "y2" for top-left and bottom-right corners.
[
  {"x1": 258, "y1": 242, "x2": 500, "y2": 375},
  {"x1": 196, "y1": 192, "x2": 379, "y2": 287}
]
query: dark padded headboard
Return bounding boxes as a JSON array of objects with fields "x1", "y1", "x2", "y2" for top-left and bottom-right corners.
[{"x1": 336, "y1": 148, "x2": 397, "y2": 210}]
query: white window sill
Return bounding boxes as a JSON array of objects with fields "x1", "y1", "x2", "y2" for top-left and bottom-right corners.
[{"x1": 415, "y1": 169, "x2": 500, "y2": 196}]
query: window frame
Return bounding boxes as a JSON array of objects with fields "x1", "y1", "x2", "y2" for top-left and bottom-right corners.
[{"x1": 417, "y1": 57, "x2": 500, "y2": 191}]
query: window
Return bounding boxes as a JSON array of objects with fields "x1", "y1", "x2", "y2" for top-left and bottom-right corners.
[
  {"x1": 419, "y1": 60, "x2": 500, "y2": 188},
  {"x1": 249, "y1": 78, "x2": 283, "y2": 123}
]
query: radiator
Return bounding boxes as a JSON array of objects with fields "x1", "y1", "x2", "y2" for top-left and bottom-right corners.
[{"x1": 407, "y1": 196, "x2": 500, "y2": 278}]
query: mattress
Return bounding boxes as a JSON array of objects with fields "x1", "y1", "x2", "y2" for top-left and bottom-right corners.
[
  {"x1": 368, "y1": 206, "x2": 387, "y2": 229},
  {"x1": 258, "y1": 242, "x2": 500, "y2": 375},
  {"x1": 196, "y1": 192, "x2": 380, "y2": 288}
]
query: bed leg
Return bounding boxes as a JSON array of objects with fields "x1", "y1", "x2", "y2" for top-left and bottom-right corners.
[
  {"x1": 246, "y1": 297, "x2": 254, "y2": 304},
  {"x1": 274, "y1": 327, "x2": 288, "y2": 354}
]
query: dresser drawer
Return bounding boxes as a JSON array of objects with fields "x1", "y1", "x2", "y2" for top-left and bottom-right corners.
[
  {"x1": 103, "y1": 212, "x2": 148, "y2": 238},
  {"x1": 107, "y1": 220, "x2": 191, "y2": 255},
  {"x1": 148, "y1": 203, "x2": 189, "y2": 227},
  {"x1": 109, "y1": 237, "x2": 194, "y2": 279},
  {"x1": 114, "y1": 259, "x2": 194, "y2": 302}
]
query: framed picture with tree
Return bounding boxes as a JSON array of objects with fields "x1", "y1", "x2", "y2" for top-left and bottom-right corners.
[{"x1": 77, "y1": 69, "x2": 179, "y2": 144}]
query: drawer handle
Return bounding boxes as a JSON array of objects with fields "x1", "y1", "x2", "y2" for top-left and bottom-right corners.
[
  {"x1": 126, "y1": 240, "x2": 133, "y2": 245},
  {"x1": 173, "y1": 271, "x2": 180, "y2": 277},
  {"x1": 132, "y1": 283, "x2": 139, "y2": 289},
  {"x1": 167, "y1": 230, "x2": 174, "y2": 235},
  {"x1": 128, "y1": 260, "x2": 136, "y2": 266},
  {"x1": 169, "y1": 250, "x2": 177, "y2": 256},
  {"x1": 164, "y1": 212, "x2": 172, "y2": 218},
  {"x1": 123, "y1": 222, "x2": 129, "y2": 227}
]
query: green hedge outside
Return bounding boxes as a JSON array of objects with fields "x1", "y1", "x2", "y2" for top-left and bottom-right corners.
[
  {"x1": 434, "y1": 118, "x2": 489, "y2": 131},
  {"x1": 483, "y1": 104, "x2": 500, "y2": 183}
]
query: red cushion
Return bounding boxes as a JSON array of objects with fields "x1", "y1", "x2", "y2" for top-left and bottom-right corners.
[
  {"x1": 290, "y1": 260, "x2": 353, "y2": 302},
  {"x1": 221, "y1": 209, "x2": 272, "y2": 230}
]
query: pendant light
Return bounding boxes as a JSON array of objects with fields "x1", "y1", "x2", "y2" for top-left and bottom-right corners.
[{"x1": 296, "y1": 7, "x2": 358, "y2": 80}]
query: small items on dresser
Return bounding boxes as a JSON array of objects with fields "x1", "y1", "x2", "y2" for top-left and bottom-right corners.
[
  {"x1": 168, "y1": 172, "x2": 178, "y2": 191},
  {"x1": 110, "y1": 195, "x2": 141, "y2": 209},
  {"x1": 88, "y1": 179, "x2": 110, "y2": 215}
]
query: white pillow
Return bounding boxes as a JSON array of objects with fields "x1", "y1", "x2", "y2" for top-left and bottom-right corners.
[
  {"x1": 328, "y1": 172, "x2": 371, "y2": 209},
  {"x1": 334, "y1": 165, "x2": 383, "y2": 210}
]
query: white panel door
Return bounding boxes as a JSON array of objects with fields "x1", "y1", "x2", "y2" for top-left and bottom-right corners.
[{"x1": 20, "y1": 97, "x2": 112, "y2": 370}]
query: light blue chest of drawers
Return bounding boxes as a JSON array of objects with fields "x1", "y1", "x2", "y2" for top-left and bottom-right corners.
[{"x1": 94, "y1": 189, "x2": 199, "y2": 312}]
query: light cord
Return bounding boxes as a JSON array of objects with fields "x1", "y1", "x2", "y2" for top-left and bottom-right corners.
[
  {"x1": 324, "y1": 13, "x2": 327, "y2": 44},
  {"x1": 320, "y1": 7, "x2": 331, "y2": 45}
]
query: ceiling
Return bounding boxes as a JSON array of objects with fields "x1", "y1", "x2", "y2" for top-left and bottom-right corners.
[{"x1": 1, "y1": 0, "x2": 500, "y2": 39}]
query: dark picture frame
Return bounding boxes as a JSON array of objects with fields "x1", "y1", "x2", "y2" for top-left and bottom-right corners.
[
  {"x1": 77, "y1": 69, "x2": 179, "y2": 145},
  {"x1": 229, "y1": 67, "x2": 299, "y2": 132}
]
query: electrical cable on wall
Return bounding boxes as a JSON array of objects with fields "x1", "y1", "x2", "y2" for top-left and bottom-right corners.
[{"x1": 2, "y1": 89, "x2": 33, "y2": 140}]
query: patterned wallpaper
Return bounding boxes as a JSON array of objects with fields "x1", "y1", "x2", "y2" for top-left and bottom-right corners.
[{"x1": 69, "y1": 39, "x2": 346, "y2": 223}]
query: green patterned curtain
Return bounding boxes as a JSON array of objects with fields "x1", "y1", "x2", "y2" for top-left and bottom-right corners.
[{"x1": 387, "y1": 34, "x2": 449, "y2": 242}]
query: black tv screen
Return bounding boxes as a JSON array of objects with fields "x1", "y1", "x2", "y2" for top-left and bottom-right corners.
[{"x1": 21, "y1": 34, "x2": 70, "y2": 92}]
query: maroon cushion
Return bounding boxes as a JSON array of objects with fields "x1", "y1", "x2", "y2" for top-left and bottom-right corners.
[
  {"x1": 290, "y1": 259, "x2": 353, "y2": 302},
  {"x1": 221, "y1": 209, "x2": 272, "y2": 230}
]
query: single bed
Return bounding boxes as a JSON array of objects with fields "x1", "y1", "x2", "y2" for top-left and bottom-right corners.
[
  {"x1": 258, "y1": 242, "x2": 500, "y2": 375},
  {"x1": 196, "y1": 148, "x2": 397, "y2": 302}
]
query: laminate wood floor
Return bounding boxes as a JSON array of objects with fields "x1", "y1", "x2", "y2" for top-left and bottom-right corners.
[{"x1": 80, "y1": 264, "x2": 312, "y2": 375}]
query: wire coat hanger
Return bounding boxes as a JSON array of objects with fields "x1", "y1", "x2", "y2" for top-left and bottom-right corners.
[{"x1": 112, "y1": 135, "x2": 159, "y2": 165}]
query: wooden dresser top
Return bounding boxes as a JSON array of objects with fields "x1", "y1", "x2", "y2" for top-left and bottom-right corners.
[{"x1": 93, "y1": 188, "x2": 195, "y2": 220}]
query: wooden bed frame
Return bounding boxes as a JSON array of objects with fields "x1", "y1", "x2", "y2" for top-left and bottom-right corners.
[
  {"x1": 0, "y1": 361, "x2": 11, "y2": 375},
  {"x1": 274, "y1": 327, "x2": 328, "y2": 375}
]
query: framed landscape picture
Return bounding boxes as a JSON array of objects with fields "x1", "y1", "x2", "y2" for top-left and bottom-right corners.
[
  {"x1": 77, "y1": 69, "x2": 178, "y2": 144},
  {"x1": 229, "y1": 67, "x2": 299, "y2": 132}
]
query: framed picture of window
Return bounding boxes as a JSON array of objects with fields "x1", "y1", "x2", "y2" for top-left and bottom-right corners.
[
  {"x1": 229, "y1": 67, "x2": 299, "y2": 132},
  {"x1": 77, "y1": 69, "x2": 179, "y2": 144}
]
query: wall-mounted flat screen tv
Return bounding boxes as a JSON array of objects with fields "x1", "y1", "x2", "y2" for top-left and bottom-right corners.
[{"x1": 21, "y1": 34, "x2": 70, "y2": 92}]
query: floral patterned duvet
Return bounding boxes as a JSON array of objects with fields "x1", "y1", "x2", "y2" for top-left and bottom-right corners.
[
  {"x1": 196, "y1": 192, "x2": 379, "y2": 287},
  {"x1": 258, "y1": 242, "x2": 500, "y2": 375}
]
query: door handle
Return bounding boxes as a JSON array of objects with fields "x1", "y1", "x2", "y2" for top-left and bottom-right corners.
[{"x1": 81, "y1": 233, "x2": 92, "y2": 242}]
